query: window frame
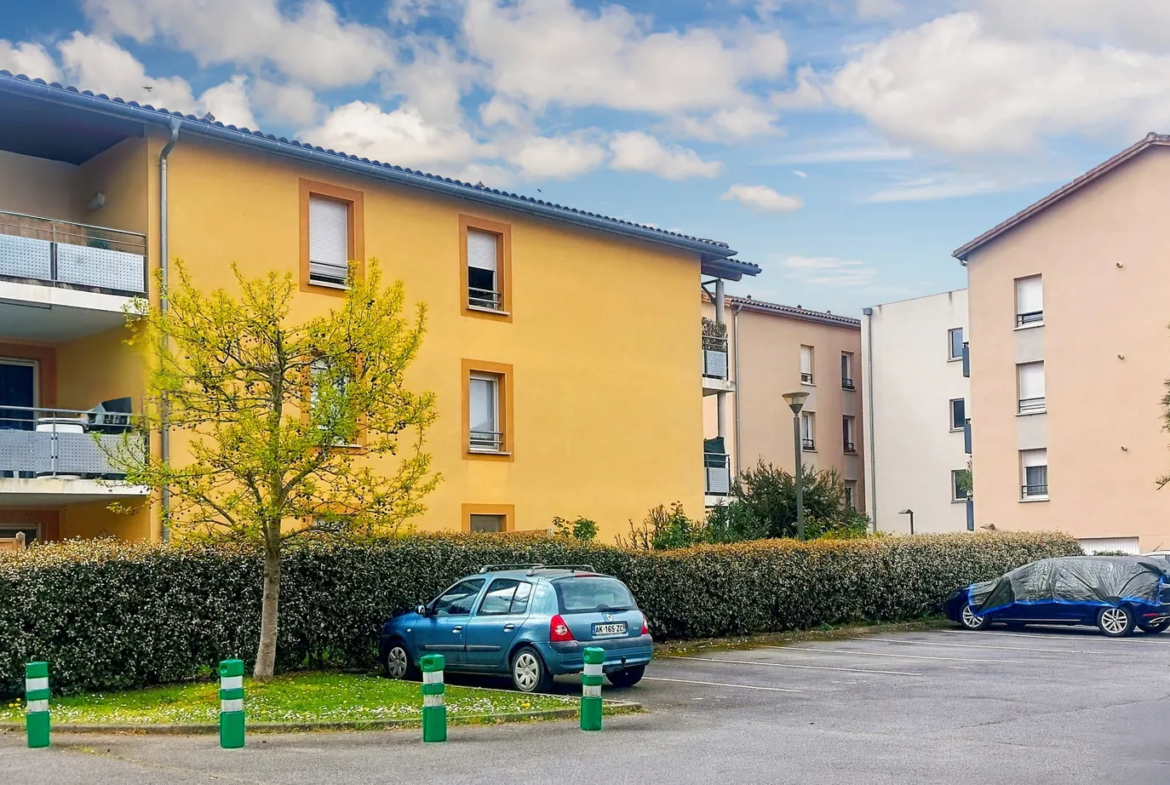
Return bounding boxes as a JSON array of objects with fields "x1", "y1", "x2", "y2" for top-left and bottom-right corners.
[
  {"x1": 844, "y1": 480, "x2": 857, "y2": 510},
  {"x1": 840, "y1": 352, "x2": 854, "y2": 390},
  {"x1": 300, "y1": 179, "x2": 364, "y2": 296},
  {"x1": 800, "y1": 345, "x2": 814, "y2": 384},
  {"x1": 1020, "y1": 449, "x2": 1049, "y2": 500},
  {"x1": 1015, "y1": 275, "x2": 1044, "y2": 327},
  {"x1": 949, "y1": 398, "x2": 966, "y2": 431},
  {"x1": 304, "y1": 357, "x2": 366, "y2": 451},
  {"x1": 951, "y1": 469, "x2": 971, "y2": 502},
  {"x1": 462, "y1": 503, "x2": 515, "y2": 531},
  {"x1": 1017, "y1": 362, "x2": 1046, "y2": 415},
  {"x1": 947, "y1": 327, "x2": 964, "y2": 361},
  {"x1": 0, "y1": 510, "x2": 59, "y2": 542},
  {"x1": 475, "y1": 578, "x2": 523, "y2": 616},
  {"x1": 430, "y1": 578, "x2": 486, "y2": 617},
  {"x1": 463, "y1": 359, "x2": 513, "y2": 460},
  {"x1": 460, "y1": 215, "x2": 513, "y2": 322},
  {"x1": 801, "y1": 411, "x2": 816, "y2": 451},
  {"x1": 842, "y1": 415, "x2": 856, "y2": 453}
]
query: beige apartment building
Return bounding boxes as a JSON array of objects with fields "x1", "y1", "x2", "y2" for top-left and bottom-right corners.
[
  {"x1": 702, "y1": 293, "x2": 864, "y2": 511},
  {"x1": 955, "y1": 133, "x2": 1170, "y2": 553}
]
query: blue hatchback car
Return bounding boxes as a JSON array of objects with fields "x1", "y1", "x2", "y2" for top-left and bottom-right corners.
[{"x1": 379, "y1": 564, "x2": 653, "y2": 693}]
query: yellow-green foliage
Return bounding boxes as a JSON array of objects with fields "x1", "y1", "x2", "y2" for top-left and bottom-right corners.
[{"x1": 0, "y1": 531, "x2": 1080, "y2": 696}]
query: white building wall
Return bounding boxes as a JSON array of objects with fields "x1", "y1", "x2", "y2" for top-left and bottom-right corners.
[{"x1": 862, "y1": 290, "x2": 970, "y2": 534}]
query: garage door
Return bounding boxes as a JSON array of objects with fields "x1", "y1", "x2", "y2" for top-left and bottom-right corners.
[{"x1": 1079, "y1": 537, "x2": 1140, "y2": 555}]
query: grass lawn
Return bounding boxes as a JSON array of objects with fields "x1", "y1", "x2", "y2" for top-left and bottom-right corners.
[{"x1": 0, "y1": 672, "x2": 575, "y2": 726}]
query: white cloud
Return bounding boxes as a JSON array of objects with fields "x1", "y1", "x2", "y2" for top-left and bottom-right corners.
[
  {"x1": 479, "y1": 95, "x2": 526, "y2": 128},
  {"x1": 977, "y1": 0, "x2": 1170, "y2": 51},
  {"x1": 782, "y1": 255, "x2": 877, "y2": 287},
  {"x1": 792, "y1": 170, "x2": 808, "y2": 178},
  {"x1": 253, "y1": 79, "x2": 320, "y2": 126},
  {"x1": 674, "y1": 106, "x2": 778, "y2": 142},
  {"x1": 301, "y1": 101, "x2": 487, "y2": 171},
  {"x1": 829, "y1": 12, "x2": 1170, "y2": 155},
  {"x1": 769, "y1": 65, "x2": 826, "y2": 110},
  {"x1": 58, "y1": 32, "x2": 197, "y2": 110},
  {"x1": 865, "y1": 173, "x2": 1006, "y2": 203},
  {"x1": 462, "y1": 0, "x2": 789, "y2": 115},
  {"x1": 83, "y1": 0, "x2": 394, "y2": 88},
  {"x1": 720, "y1": 184, "x2": 804, "y2": 213},
  {"x1": 388, "y1": 0, "x2": 442, "y2": 26},
  {"x1": 506, "y1": 134, "x2": 607, "y2": 180},
  {"x1": 198, "y1": 75, "x2": 258, "y2": 129},
  {"x1": 0, "y1": 40, "x2": 60, "y2": 82},
  {"x1": 857, "y1": 0, "x2": 905, "y2": 19},
  {"x1": 384, "y1": 38, "x2": 479, "y2": 127},
  {"x1": 609, "y1": 132, "x2": 722, "y2": 180},
  {"x1": 774, "y1": 144, "x2": 913, "y2": 164}
]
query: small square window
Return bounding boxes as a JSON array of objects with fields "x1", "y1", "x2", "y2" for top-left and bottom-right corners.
[
  {"x1": 949, "y1": 398, "x2": 966, "y2": 431},
  {"x1": 948, "y1": 328, "x2": 964, "y2": 360},
  {"x1": 951, "y1": 469, "x2": 971, "y2": 501},
  {"x1": 470, "y1": 514, "x2": 506, "y2": 533}
]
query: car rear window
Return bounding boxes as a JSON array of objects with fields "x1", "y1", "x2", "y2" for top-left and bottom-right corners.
[{"x1": 554, "y1": 577, "x2": 636, "y2": 614}]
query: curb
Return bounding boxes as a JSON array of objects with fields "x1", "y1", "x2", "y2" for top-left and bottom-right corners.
[{"x1": 0, "y1": 700, "x2": 643, "y2": 736}]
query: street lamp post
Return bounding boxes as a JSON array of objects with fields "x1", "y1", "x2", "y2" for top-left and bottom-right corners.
[
  {"x1": 782, "y1": 391, "x2": 811, "y2": 539},
  {"x1": 899, "y1": 508, "x2": 915, "y2": 535}
]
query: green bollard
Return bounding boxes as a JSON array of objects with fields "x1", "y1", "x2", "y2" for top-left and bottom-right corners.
[
  {"x1": 580, "y1": 647, "x2": 604, "y2": 731},
  {"x1": 25, "y1": 661, "x2": 50, "y2": 748},
  {"x1": 420, "y1": 654, "x2": 447, "y2": 743},
  {"x1": 218, "y1": 659, "x2": 246, "y2": 749}
]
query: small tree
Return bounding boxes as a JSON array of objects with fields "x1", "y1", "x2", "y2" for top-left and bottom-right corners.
[
  {"x1": 733, "y1": 459, "x2": 869, "y2": 539},
  {"x1": 114, "y1": 260, "x2": 439, "y2": 680}
]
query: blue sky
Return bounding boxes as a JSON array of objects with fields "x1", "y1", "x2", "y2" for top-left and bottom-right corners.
[{"x1": 3, "y1": 0, "x2": 1166, "y2": 316}]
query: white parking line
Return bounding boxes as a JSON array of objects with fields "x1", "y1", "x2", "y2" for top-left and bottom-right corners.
[
  {"x1": 761, "y1": 645, "x2": 1027, "y2": 664},
  {"x1": 865, "y1": 636, "x2": 1110, "y2": 655},
  {"x1": 665, "y1": 655, "x2": 922, "y2": 677},
  {"x1": 643, "y1": 676, "x2": 805, "y2": 693},
  {"x1": 942, "y1": 629, "x2": 1168, "y2": 645}
]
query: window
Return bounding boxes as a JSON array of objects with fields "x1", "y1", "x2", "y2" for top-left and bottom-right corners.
[
  {"x1": 949, "y1": 398, "x2": 966, "y2": 431},
  {"x1": 842, "y1": 415, "x2": 856, "y2": 453},
  {"x1": 475, "y1": 579, "x2": 532, "y2": 615},
  {"x1": 844, "y1": 481, "x2": 856, "y2": 510},
  {"x1": 1017, "y1": 362, "x2": 1046, "y2": 414},
  {"x1": 1015, "y1": 275, "x2": 1043, "y2": 326},
  {"x1": 841, "y1": 353, "x2": 854, "y2": 389},
  {"x1": 1021, "y1": 449, "x2": 1048, "y2": 499},
  {"x1": 801, "y1": 411, "x2": 816, "y2": 451},
  {"x1": 800, "y1": 345, "x2": 814, "y2": 384},
  {"x1": 300, "y1": 180, "x2": 363, "y2": 295},
  {"x1": 554, "y1": 577, "x2": 636, "y2": 614},
  {"x1": 309, "y1": 359, "x2": 361, "y2": 447},
  {"x1": 431, "y1": 579, "x2": 485, "y2": 616},
  {"x1": 463, "y1": 360, "x2": 513, "y2": 460},
  {"x1": 460, "y1": 215, "x2": 512, "y2": 321},
  {"x1": 952, "y1": 469, "x2": 971, "y2": 501},
  {"x1": 469, "y1": 513, "x2": 505, "y2": 533},
  {"x1": 948, "y1": 328, "x2": 964, "y2": 360},
  {"x1": 0, "y1": 358, "x2": 37, "y2": 431}
]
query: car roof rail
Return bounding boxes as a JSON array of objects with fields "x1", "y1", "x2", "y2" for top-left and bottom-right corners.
[
  {"x1": 477, "y1": 563, "x2": 543, "y2": 574},
  {"x1": 525, "y1": 564, "x2": 597, "y2": 576}
]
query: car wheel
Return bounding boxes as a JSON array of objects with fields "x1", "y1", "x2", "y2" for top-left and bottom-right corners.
[
  {"x1": 959, "y1": 604, "x2": 991, "y2": 630},
  {"x1": 511, "y1": 646, "x2": 555, "y2": 694},
  {"x1": 1097, "y1": 607, "x2": 1135, "y2": 637},
  {"x1": 1139, "y1": 620, "x2": 1170, "y2": 634},
  {"x1": 606, "y1": 665, "x2": 646, "y2": 688},
  {"x1": 383, "y1": 642, "x2": 419, "y2": 680}
]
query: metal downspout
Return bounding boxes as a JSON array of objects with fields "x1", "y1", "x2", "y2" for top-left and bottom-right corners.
[
  {"x1": 733, "y1": 303, "x2": 742, "y2": 479},
  {"x1": 862, "y1": 307, "x2": 877, "y2": 533},
  {"x1": 158, "y1": 118, "x2": 181, "y2": 541}
]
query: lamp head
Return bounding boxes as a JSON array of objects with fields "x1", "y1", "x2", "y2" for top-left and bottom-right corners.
[{"x1": 782, "y1": 390, "x2": 810, "y2": 415}]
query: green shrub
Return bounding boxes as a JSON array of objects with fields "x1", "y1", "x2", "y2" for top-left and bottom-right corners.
[
  {"x1": 0, "y1": 530, "x2": 1081, "y2": 696},
  {"x1": 734, "y1": 460, "x2": 869, "y2": 539},
  {"x1": 551, "y1": 516, "x2": 599, "y2": 542}
]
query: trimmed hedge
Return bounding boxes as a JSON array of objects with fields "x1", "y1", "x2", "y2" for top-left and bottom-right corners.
[{"x1": 0, "y1": 531, "x2": 1081, "y2": 696}]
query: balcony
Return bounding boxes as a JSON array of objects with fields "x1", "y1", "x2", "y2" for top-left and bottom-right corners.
[
  {"x1": 701, "y1": 328, "x2": 733, "y2": 395},
  {"x1": 0, "y1": 211, "x2": 146, "y2": 342},
  {"x1": 0, "y1": 402, "x2": 148, "y2": 505},
  {"x1": 704, "y1": 451, "x2": 731, "y2": 497}
]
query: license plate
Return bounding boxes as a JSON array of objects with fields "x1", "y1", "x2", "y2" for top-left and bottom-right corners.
[{"x1": 593, "y1": 622, "x2": 627, "y2": 637}]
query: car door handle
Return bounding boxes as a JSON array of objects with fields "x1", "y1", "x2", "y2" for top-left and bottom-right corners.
[
  {"x1": 503, "y1": 624, "x2": 515, "y2": 631},
  {"x1": 452, "y1": 626, "x2": 463, "y2": 633}
]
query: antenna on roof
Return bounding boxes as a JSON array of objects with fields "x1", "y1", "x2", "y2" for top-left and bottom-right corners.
[{"x1": 201, "y1": 112, "x2": 216, "y2": 123}]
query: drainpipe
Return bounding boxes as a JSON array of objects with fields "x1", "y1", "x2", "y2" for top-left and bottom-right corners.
[
  {"x1": 158, "y1": 118, "x2": 181, "y2": 541},
  {"x1": 862, "y1": 307, "x2": 877, "y2": 533},
  {"x1": 714, "y1": 279, "x2": 726, "y2": 444},
  {"x1": 732, "y1": 303, "x2": 743, "y2": 479}
]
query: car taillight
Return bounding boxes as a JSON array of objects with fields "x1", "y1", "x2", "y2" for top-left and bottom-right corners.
[
  {"x1": 641, "y1": 616, "x2": 650, "y2": 636},
  {"x1": 550, "y1": 614, "x2": 575, "y2": 643}
]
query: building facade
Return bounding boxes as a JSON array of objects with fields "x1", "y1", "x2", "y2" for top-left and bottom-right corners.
[
  {"x1": 861, "y1": 290, "x2": 971, "y2": 535},
  {"x1": 0, "y1": 72, "x2": 757, "y2": 545},
  {"x1": 955, "y1": 134, "x2": 1170, "y2": 554},
  {"x1": 702, "y1": 295, "x2": 864, "y2": 512}
]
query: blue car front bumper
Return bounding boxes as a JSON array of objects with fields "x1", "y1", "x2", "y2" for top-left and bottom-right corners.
[{"x1": 535, "y1": 635, "x2": 654, "y2": 675}]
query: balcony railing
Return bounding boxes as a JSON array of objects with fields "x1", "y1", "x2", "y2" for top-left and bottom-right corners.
[
  {"x1": 1018, "y1": 397, "x2": 1046, "y2": 414},
  {"x1": 469, "y1": 429, "x2": 504, "y2": 453},
  {"x1": 802, "y1": 438, "x2": 815, "y2": 451},
  {"x1": 1022, "y1": 483, "x2": 1048, "y2": 498},
  {"x1": 0, "y1": 210, "x2": 147, "y2": 295},
  {"x1": 704, "y1": 451, "x2": 731, "y2": 495},
  {"x1": 841, "y1": 377, "x2": 855, "y2": 390},
  {"x1": 1016, "y1": 311, "x2": 1043, "y2": 327},
  {"x1": 800, "y1": 372, "x2": 813, "y2": 384},
  {"x1": 843, "y1": 441, "x2": 856, "y2": 453},
  {"x1": 468, "y1": 287, "x2": 504, "y2": 311},
  {"x1": 0, "y1": 403, "x2": 142, "y2": 479},
  {"x1": 702, "y1": 334, "x2": 729, "y2": 380}
]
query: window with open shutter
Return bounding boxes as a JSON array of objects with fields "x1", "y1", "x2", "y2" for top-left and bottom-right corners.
[
  {"x1": 1018, "y1": 362, "x2": 1045, "y2": 413},
  {"x1": 467, "y1": 230, "x2": 501, "y2": 310},
  {"x1": 1015, "y1": 276, "x2": 1043, "y2": 326},
  {"x1": 308, "y1": 196, "x2": 349, "y2": 287},
  {"x1": 800, "y1": 345, "x2": 814, "y2": 383}
]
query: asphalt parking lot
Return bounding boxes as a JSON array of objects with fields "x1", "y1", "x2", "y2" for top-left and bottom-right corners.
[{"x1": 4, "y1": 625, "x2": 1170, "y2": 784}]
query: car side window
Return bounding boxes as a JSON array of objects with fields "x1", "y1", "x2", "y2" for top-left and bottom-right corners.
[
  {"x1": 510, "y1": 581, "x2": 532, "y2": 614},
  {"x1": 477, "y1": 579, "x2": 520, "y2": 616},
  {"x1": 432, "y1": 579, "x2": 485, "y2": 616}
]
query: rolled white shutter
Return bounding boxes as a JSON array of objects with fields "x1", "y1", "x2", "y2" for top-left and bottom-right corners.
[
  {"x1": 467, "y1": 231, "x2": 498, "y2": 272},
  {"x1": 800, "y1": 346, "x2": 812, "y2": 375},
  {"x1": 1018, "y1": 362, "x2": 1045, "y2": 400},
  {"x1": 1021, "y1": 449, "x2": 1047, "y2": 468},
  {"x1": 1016, "y1": 276, "x2": 1043, "y2": 315},
  {"x1": 309, "y1": 197, "x2": 349, "y2": 284}
]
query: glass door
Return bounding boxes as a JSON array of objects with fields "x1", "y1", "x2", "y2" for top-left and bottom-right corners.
[{"x1": 0, "y1": 358, "x2": 37, "y2": 431}]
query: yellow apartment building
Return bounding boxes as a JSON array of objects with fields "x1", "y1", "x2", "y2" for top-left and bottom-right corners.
[{"x1": 0, "y1": 72, "x2": 758, "y2": 545}]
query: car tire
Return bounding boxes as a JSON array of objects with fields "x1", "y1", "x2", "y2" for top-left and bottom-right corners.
[
  {"x1": 383, "y1": 641, "x2": 420, "y2": 681},
  {"x1": 1097, "y1": 607, "x2": 1135, "y2": 637},
  {"x1": 959, "y1": 604, "x2": 991, "y2": 631},
  {"x1": 606, "y1": 665, "x2": 646, "y2": 688},
  {"x1": 511, "y1": 646, "x2": 555, "y2": 694},
  {"x1": 1139, "y1": 620, "x2": 1170, "y2": 634}
]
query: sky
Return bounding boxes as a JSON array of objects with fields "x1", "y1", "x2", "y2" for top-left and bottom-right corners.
[{"x1": 2, "y1": 0, "x2": 1167, "y2": 317}]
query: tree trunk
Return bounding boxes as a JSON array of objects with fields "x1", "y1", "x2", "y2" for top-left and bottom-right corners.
[{"x1": 253, "y1": 537, "x2": 281, "y2": 681}]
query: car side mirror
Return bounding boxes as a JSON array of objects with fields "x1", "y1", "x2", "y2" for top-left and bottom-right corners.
[{"x1": 416, "y1": 604, "x2": 429, "y2": 617}]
